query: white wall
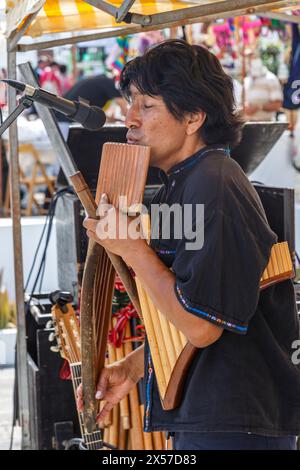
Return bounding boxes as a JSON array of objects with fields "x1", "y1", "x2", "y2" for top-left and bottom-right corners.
[{"x1": 0, "y1": 216, "x2": 58, "y2": 301}]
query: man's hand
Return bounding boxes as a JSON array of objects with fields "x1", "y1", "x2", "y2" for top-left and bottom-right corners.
[
  {"x1": 83, "y1": 193, "x2": 148, "y2": 258},
  {"x1": 76, "y1": 345, "x2": 144, "y2": 424},
  {"x1": 77, "y1": 362, "x2": 137, "y2": 424}
]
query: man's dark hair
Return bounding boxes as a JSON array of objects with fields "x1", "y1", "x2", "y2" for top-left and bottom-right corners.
[{"x1": 120, "y1": 40, "x2": 244, "y2": 148}]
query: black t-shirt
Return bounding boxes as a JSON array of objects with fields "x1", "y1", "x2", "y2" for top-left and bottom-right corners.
[
  {"x1": 143, "y1": 145, "x2": 300, "y2": 436},
  {"x1": 55, "y1": 74, "x2": 121, "y2": 121}
]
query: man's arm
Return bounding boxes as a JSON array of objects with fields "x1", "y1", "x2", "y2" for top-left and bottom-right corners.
[
  {"x1": 84, "y1": 213, "x2": 223, "y2": 349},
  {"x1": 124, "y1": 243, "x2": 223, "y2": 348}
]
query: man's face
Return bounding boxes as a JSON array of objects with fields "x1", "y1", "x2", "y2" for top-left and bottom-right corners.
[{"x1": 125, "y1": 85, "x2": 191, "y2": 170}]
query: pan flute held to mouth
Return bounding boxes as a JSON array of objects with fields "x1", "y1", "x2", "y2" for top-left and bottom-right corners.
[{"x1": 71, "y1": 143, "x2": 151, "y2": 433}]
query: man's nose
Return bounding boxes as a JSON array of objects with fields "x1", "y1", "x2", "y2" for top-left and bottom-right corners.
[{"x1": 125, "y1": 104, "x2": 141, "y2": 129}]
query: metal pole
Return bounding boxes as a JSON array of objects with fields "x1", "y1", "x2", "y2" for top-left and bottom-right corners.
[
  {"x1": 116, "y1": 0, "x2": 137, "y2": 22},
  {"x1": 7, "y1": 10, "x2": 41, "y2": 53},
  {"x1": 84, "y1": 0, "x2": 117, "y2": 16},
  {"x1": 17, "y1": 28, "x2": 137, "y2": 52},
  {"x1": 133, "y1": 0, "x2": 300, "y2": 26},
  {"x1": 85, "y1": 0, "x2": 137, "y2": 22},
  {"x1": 85, "y1": 0, "x2": 300, "y2": 26},
  {"x1": 259, "y1": 11, "x2": 300, "y2": 24},
  {"x1": 7, "y1": 46, "x2": 31, "y2": 450}
]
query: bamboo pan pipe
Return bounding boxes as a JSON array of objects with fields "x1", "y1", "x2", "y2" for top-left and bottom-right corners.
[
  {"x1": 169, "y1": 321, "x2": 186, "y2": 357},
  {"x1": 118, "y1": 420, "x2": 127, "y2": 450},
  {"x1": 123, "y1": 321, "x2": 144, "y2": 450},
  {"x1": 260, "y1": 242, "x2": 294, "y2": 289},
  {"x1": 157, "y1": 310, "x2": 178, "y2": 370},
  {"x1": 147, "y1": 298, "x2": 172, "y2": 383},
  {"x1": 136, "y1": 236, "x2": 294, "y2": 409},
  {"x1": 110, "y1": 405, "x2": 119, "y2": 448},
  {"x1": 113, "y1": 317, "x2": 130, "y2": 430},
  {"x1": 70, "y1": 143, "x2": 150, "y2": 431},
  {"x1": 152, "y1": 431, "x2": 163, "y2": 451},
  {"x1": 135, "y1": 278, "x2": 167, "y2": 395},
  {"x1": 101, "y1": 301, "x2": 167, "y2": 449},
  {"x1": 140, "y1": 404, "x2": 153, "y2": 450}
]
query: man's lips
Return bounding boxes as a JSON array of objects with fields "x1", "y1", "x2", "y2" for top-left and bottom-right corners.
[{"x1": 126, "y1": 132, "x2": 140, "y2": 144}]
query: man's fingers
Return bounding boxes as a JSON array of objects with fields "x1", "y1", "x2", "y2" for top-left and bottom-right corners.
[
  {"x1": 95, "y1": 368, "x2": 109, "y2": 400},
  {"x1": 100, "y1": 193, "x2": 108, "y2": 204},
  {"x1": 86, "y1": 230, "x2": 99, "y2": 243},
  {"x1": 96, "y1": 402, "x2": 114, "y2": 424},
  {"x1": 76, "y1": 383, "x2": 83, "y2": 412},
  {"x1": 76, "y1": 396, "x2": 83, "y2": 412},
  {"x1": 76, "y1": 383, "x2": 82, "y2": 398},
  {"x1": 83, "y1": 217, "x2": 98, "y2": 232},
  {"x1": 97, "y1": 193, "x2": 112, "y2": 218}
]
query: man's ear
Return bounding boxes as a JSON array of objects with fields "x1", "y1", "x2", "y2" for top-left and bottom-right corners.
[{"x1": 186, "y1": 110, "x2": 206, "y2": 136}]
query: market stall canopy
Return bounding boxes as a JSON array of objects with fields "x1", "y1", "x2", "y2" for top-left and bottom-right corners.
[
  {"x1": 5, "y1": 0, "x2": 197, "y2": 37},
  {"x1": 5, "y1": 0, "x2": 300, "y2": 40}
]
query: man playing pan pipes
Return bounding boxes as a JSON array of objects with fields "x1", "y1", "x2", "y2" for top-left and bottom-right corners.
[{"x1": 77, "y1": 40, "x2": 300, "y2": 450}]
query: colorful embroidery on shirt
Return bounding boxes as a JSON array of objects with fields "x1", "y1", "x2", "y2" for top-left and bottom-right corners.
[
  {"x1": 171, "y1": 147, "x2": 229, "y2": 176},
  {"x1": 144, "y1": 351, "x2": 154, "y2": 431},
  {"x1": 155, "y1": 248, "x2": 176, "y2": 255},
  {"x1": 176, "y1": 284, "x2": 248, "y2": 333}
]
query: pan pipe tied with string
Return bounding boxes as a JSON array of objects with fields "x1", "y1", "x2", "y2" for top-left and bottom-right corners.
[
  {"x1": 101, "y1": 304, "x2": 168, "y2": 450},
  {"x1": 71, "y1": 143, "x2": 150, "y2": 433},
  {"x1": 135, "y1": 240, "x2": 294, "y2": 411}
]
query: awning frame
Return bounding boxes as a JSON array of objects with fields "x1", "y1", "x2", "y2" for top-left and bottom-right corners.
[
  {"x1": 5, "y1": 0, "x2": 300, "y2": 450},
  {"x1": 13, "y1": 0, "x2": 300, "y2": 52},
  {"x1": 85, "y1": 0, "x2": 299, "y2": 26},
  {"x1": 85, "y1": 0, "x2": 300, "y2": 27}
]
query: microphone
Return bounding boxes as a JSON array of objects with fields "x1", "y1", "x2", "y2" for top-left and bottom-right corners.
[{"x1": 1, "y1": 79, "x2": 106, "y2": 131}]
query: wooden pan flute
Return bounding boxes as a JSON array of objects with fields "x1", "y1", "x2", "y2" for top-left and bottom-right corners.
[
  {"x1": 260, "y1": 242, "x2": 294, "y2": 289},
  {"x1": 135, "y1": 240, "x2": 294, "y2": 411},
  {"x1": 71, "y1": 143, "x2": 150, "y2": 432}
]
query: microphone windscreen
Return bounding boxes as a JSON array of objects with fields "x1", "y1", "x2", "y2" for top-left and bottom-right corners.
[
  {"x1": 82, "y1": 106, "x2": 106, "y2": 131},
  {"x1": 1, "y1": 79, "x2": 26, "y2": 93}
]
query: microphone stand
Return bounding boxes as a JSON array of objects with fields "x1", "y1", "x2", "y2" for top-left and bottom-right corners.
[{"x1": 0, "y1": 95, "x2": 34, "y2": 137}]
